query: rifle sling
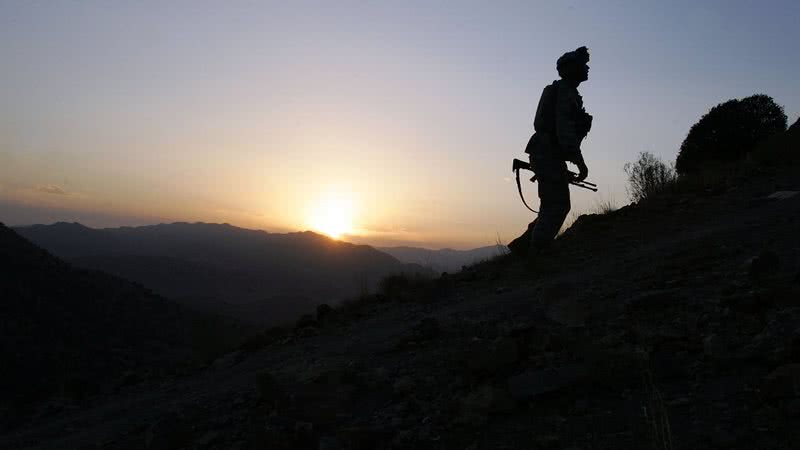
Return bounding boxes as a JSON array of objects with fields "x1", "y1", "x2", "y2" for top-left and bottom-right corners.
[{"x1": 514, "y1": 166, "x2": 538, "y2": 213}]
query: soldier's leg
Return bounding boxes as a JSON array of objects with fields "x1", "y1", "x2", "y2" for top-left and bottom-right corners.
[{"x1": 531, "y1": 175, "x2": 570, "y2": 250}]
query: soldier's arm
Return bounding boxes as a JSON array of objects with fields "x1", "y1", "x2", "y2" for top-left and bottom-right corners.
[{"x1": 555, "y1": 85, "x2": 583, "y2": 164}]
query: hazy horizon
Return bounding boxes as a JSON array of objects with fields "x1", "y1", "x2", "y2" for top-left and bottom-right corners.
[
  {"x1": 2, "y1": 1, "x2": 799, "y2": 249},
  {"x1": 4, "y1": 214, "x2": 501, "y2": 251}
]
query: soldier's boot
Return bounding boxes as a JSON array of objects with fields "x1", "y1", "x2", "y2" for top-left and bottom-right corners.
[{"x1": 508, "y1": 220, "x2": 537, "y2": 257}]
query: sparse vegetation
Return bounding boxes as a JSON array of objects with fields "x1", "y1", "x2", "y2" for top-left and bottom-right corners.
[
  {"x1": 640, "y1": 352, "x2": 674, "y2": 450},
  {"x1": 336, "y1": 271, "x2": 437, "y2": 319},
  {"x1": 590, "y1": 194, "x2": 618, "y2": 215},
  {"x1": 495, "y1": 232, "x2": 510, "y2": 257},
  {"x1": 624, "y1": 152, "x2": 677, "y2": 203},
  {"x1": 675, "y1": 94, "x2": 787, "y2": 175},
  {"x1": 379, "y1": 271, "x2": 432, "y2": 300}
]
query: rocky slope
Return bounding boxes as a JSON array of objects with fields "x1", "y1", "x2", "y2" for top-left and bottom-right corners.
[{"x1": 1, "y1": 160, "x2": 799, "y2": 449}]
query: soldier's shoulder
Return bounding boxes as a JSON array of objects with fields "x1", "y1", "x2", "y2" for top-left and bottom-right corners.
[
  {"x1": 553, "y1": 79, "x2": 575, "y2": 92},
  {"x1": 555, "y1": 81, "x2": 579, "y2": 101}
]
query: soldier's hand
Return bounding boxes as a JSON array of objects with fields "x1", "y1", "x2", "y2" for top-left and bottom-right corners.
[{"x1": 576, "y1": 160, "x2": 589, "y2": 182}]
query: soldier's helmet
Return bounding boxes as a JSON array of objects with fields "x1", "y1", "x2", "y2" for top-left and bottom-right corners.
[{"x1": 557, "y1": 46, "x2": 590, "y2": 78}]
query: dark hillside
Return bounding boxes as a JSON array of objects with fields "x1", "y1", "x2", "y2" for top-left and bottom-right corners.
[
  {"x1": 0, "y1": 225, "x2": 243, "y2": 429},
  {"x1": 2, "y1": 155, "x2": 799, "y2": 448}
]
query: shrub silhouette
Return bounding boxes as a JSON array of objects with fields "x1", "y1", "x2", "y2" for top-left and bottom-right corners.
[
  {"x1": 675, "y1": 94, "x2": 787, "y2": 175},
  {"x1": 624, "y1": 152, "x2": 677, "y2": 202}
]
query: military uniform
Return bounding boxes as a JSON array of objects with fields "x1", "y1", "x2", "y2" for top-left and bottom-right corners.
[{"x1": 524, "y1": 78, "x2": 591, "y2": 249}]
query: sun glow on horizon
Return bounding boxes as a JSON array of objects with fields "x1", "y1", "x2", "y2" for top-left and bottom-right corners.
[{"x1": 308, "y1": 191, "x2": 356, "y2": 239}]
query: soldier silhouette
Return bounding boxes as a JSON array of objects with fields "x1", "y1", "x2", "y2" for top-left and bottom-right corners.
[{"x1": 509, "y1": 46, "x2": 593, "y2": 256}]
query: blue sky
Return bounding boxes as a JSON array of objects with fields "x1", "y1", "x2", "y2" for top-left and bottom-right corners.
[{"x1": 1, "y1": 1, "x2": 798, "y2": 248}]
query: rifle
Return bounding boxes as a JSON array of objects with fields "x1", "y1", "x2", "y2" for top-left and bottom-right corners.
[{"x1": 512, "y1": 158, "x2": 598, "y2": 213}]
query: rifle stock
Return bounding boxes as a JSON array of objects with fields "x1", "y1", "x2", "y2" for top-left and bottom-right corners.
[{"x1": 512, "y1": 158, "x2": 531, "y2": 172}]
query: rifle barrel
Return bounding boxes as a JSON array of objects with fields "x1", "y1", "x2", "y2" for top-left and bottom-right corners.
[{"x1": 570, "y1": 182, "x2": 598, "y2": 192}]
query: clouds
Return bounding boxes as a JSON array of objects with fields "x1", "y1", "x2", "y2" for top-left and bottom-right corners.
[
  {"x1": 0, "y1": 200, "x2": 168, "y2": 228},
  {"x1": 34, "y1": 184, "x2": 68, "y2": 195},
  {"x1": 0, "y1": 182, "x2": 83, "y2": 207}
]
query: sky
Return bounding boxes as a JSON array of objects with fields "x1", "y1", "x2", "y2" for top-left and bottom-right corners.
[{"x1": 1, "y1": 1, "x2": 798, "y2": 249}]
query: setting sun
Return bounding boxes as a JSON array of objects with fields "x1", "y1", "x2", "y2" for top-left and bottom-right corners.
[{"x1": 309, "y1": 192, "x2": 355, "y2": 239}]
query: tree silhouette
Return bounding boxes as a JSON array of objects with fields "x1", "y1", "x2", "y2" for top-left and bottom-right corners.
[{"x1": 675, "y1": 94, "x2": 787, "y2": 175}]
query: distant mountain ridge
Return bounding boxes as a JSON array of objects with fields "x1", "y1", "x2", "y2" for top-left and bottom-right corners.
[
  {"x1": 14, "y1": 222, "x2": 431, "y2": 325},
  {"x1": 379, "y1": 244, "x2": 503, "y2": 273}
]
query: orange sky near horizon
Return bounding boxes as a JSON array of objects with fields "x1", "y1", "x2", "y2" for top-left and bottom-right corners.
[{"x1": 2, "y1": 2, "x2": 798, "y2": 249}]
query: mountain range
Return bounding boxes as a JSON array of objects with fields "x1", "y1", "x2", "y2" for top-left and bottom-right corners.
[
  {"x1": 13, "y1": 222, "x2": 435, "y2": 325},
  {"x1": 379, "y1": 245, "x2": 504, "y2": 273}
]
